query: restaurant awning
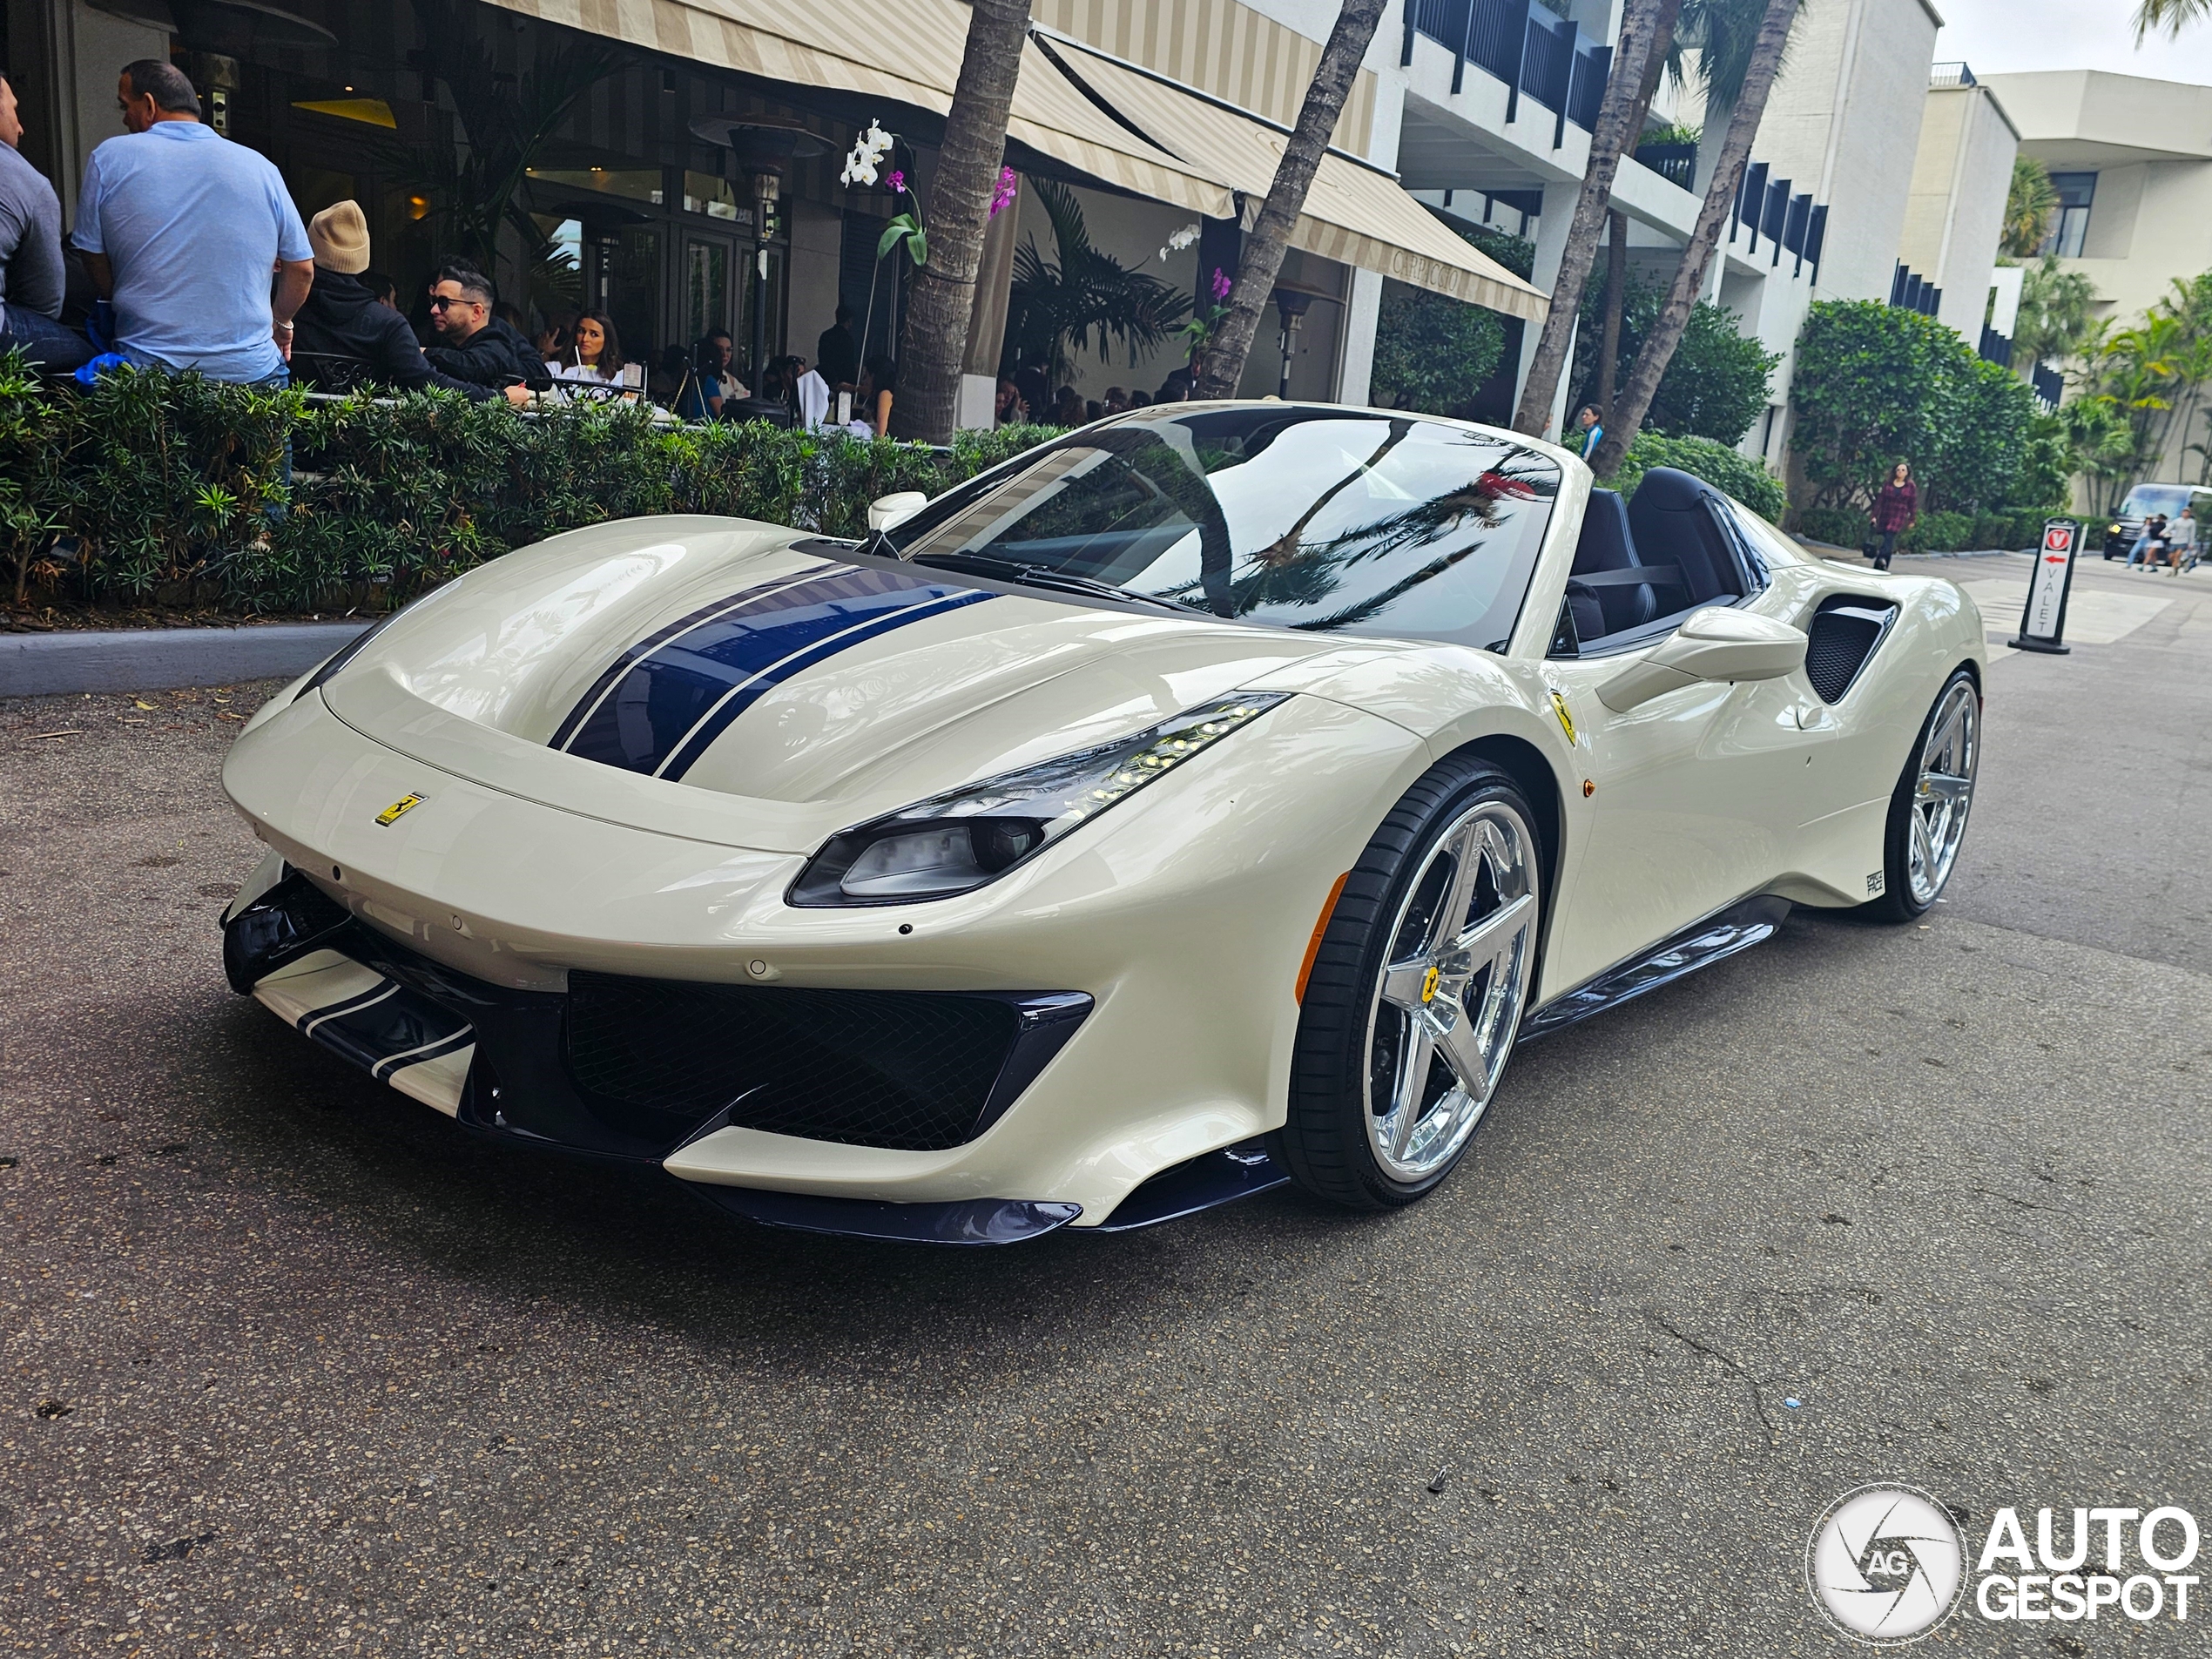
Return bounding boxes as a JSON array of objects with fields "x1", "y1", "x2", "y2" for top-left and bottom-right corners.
[
  {"x1": 484, "y1": 0, "x2": 1235, "y2": 219},
  {"x1": 1033, "y1": 34, "x2": 1549, "y2": 323},
  {"x1": 487, "y1": 0, "x2": 1545, "y2": 320}
]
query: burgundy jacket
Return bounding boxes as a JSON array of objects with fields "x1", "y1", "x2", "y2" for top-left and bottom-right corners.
[{"x1": 1872, "y1": 480, "x2": 1919, "y2": 534}]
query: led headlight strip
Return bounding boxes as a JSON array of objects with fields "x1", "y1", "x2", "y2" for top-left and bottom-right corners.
[{"x1": 788, "y1": 691, "x2": 1291, "y2": 907}]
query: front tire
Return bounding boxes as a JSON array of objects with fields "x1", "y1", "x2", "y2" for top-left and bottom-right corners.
[
  {"x1": 1277, "y1": 759, "x2": 1541, "y2": 1211},
  {"x1": 1865, "y1": 668, "x2": 1979, "y2": 921}
]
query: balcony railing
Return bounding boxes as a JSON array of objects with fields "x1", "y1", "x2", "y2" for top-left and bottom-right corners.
[
  {"x1": 2031, "y1": 363, "x2": 2063, "y2": 412},
  {"x1": 1634, "y1": 141, "x2": 1696, "y2": 192},
  {"x1": 1890, "y1": 260, "x2": 1943, "y2": 317},
  {"x1": 1979, "y1": 325, "x2": 2013, "y2": 369},
  {"x1": 1730, "y1": 159, "x2": 1829, "y2": 283},
  {"x1": 1403, "y1": 0, "x2": 1614, "y2": 149},
  {"x1": 1929, "y1": 61, "x2": 1977, "y2": 89}
]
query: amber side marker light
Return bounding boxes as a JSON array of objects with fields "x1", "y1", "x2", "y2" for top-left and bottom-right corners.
[{"x1": 1295, "y1": 872, "x2": 1352, "y2": 1004}]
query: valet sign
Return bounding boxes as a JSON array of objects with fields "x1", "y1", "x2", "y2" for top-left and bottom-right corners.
[
  {"x1": 2009, "y1": 519, "x2": 2080, "y2": 654},
  {"x1": 1806, "y1": 1485, "x2": 2201, "y2": 1643}
]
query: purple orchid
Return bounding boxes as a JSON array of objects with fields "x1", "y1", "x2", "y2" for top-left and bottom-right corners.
[
  {"x1": 1211, "y1": 267, "x2": 1232, "y2": 303},
  {"x1": 887, "y1": 169, "x2": 907, "y2": 194},
  {"x1": 989, "y1": 167, "x2": 1019, "y2": 219}
]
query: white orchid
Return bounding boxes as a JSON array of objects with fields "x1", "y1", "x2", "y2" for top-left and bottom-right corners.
[
  {"x1": 1157, "y1": 223, "x2": 1201, "y2": 263},
  {"x1": 840, "y1": 120, "x2": 894, "y2": 188}
]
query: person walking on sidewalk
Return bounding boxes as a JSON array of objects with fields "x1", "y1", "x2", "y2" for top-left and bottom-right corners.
[
  {"x1": 1871, "y1": 462, "x2": 1919, "y2": 571},
  {"x1": 2163, "y1": 505, "x2": 2196, "y2": 575}
]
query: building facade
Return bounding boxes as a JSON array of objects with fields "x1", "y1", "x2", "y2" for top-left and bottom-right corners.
[{"x1": 1, "y1": 0, "x2": 2011, "y2": 462}]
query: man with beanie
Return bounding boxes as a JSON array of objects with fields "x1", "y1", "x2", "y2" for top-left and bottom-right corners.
[
  {"x1": 0, "y1": 68, "x2": 91, "y2": 370},
  {"x1": 291, "y1": 200, "x2": 523, "y2": 403},
  {"x1": 75, "y1": 58, "x2": 312, "y2": 383}
]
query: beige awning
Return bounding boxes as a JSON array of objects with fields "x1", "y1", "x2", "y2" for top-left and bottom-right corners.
[
  {"x1": 1035, "y1": 36, "x2": 1549, "y2": 323},
  {"x1": 484, "y1": 0, "x2": 1235, "y2": 219},
  {"x1": 488, "y1": 0, "x2": 1542, "y2": 319}
]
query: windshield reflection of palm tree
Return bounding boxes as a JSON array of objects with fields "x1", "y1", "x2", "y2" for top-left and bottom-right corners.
[{"x1": 1251, "y1": 421, "x2": 1413, "y2": 569}]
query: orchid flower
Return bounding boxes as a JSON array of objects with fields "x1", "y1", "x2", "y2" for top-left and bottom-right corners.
[
  {"x1": 989, "y1": 167, "x2": 1019, "y2": 219},
  {"x1": 1157, "y1": 223, "x2": 1200, "y2": 263}
]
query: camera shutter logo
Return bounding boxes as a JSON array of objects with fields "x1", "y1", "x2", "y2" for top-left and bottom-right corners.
[{"x1": 1806, "y1": 1485, "x2": 1966, "y2": 1643}]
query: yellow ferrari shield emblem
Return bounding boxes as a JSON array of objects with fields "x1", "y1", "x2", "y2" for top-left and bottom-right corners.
[
  {"x1": 374, "y1": 792, "x2": 426, "y2": 826},
  {"x1": 1420, "y1": 965, "x2": 1441, "y2": 1004},
  {"x1": 1549, "y1": 690, "x2": 1577, "y2": 745}
]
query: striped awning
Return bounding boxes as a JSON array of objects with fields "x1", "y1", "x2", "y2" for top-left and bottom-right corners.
[
  {"x1": 487, "y1": 0, "x2": 1544, "y2": 318},
  {"x1": 485, "y1": 0, "x2": 1235, "y2": 219},
  {"x1": 1035, "y1": 35, "x2": 1549, "y2": 322}
]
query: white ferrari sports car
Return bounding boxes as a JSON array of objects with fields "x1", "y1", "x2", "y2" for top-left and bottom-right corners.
[{"x1": 221, "y1": 402, "x2": 1984, "y2": 1244}]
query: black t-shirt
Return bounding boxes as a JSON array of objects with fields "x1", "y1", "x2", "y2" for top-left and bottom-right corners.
[{"x1": 816, "y1": 323, "x2": 860, "y2": 388}]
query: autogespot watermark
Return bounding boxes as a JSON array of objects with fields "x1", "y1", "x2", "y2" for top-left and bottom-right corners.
[{"x1": 1805, "y1": 1485, "x2": 2201, "y2": 1644}]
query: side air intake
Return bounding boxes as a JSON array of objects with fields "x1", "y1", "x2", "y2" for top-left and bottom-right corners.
[{"x1": 1804, "y1": 596, "x2": 1898, "y2": 704}]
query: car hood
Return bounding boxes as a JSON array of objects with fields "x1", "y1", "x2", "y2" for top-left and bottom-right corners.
[{"x1": 314, "y1": 516, "x2": 1352, "y2": 853}]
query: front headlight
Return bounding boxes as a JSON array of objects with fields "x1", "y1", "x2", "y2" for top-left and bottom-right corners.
[{"x1": 788, "y1": 691, "x2": 1289, "y2": 907}]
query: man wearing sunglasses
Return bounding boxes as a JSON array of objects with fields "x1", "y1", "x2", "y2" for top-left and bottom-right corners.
[{"x1": 422, "y1": 263, "x2": 536, "y2": 398}]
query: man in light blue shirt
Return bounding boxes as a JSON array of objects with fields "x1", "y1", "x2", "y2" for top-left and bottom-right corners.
[{"x1": 75, "y1": 58, "x2": 313, "y2": 383}]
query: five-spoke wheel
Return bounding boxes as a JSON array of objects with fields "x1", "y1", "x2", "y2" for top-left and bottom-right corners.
[
  {"x1": 1870, "y1": 668, "x2": 1979, "y2": 921},
  {"x1": 1278, "y1": 759, "x2": 1541, "y2": 1208}
]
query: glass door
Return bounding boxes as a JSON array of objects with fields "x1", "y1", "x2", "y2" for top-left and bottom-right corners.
[{"x1": 684, "y1": 236, "x2": 734, "y2": 358}]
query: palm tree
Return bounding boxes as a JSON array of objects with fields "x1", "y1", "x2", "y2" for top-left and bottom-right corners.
[
  {"x1": 2002, "y1": 157, "x2": 2061, "y2": 259},
  {"x1": 2013, "y1": 256, "x2": 2100, "y2": 369},
  {"x1": 889, "y1": 0, "x2": 1034, "y2": 442},
  {"x1": 1589, "y1": 0, "x2": 1800, "y2": 478},
  {"x1": 1002, "y1": 179, "x2": 1190, "y2": 388},
  {"x1": 2135, "y1": 0, "x2": 2212, "y2": 37},
  {"x1": 1192, "y1": 0, "x2": 1389, "y2": 400},
  {"x1": 1512, "y1": 0, "x2": 1686, "y2": 434}
]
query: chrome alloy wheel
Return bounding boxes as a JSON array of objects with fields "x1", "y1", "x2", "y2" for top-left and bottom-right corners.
[
  {"x1": 1908, "y1": 678, "x2": 1979, "y2": 904},
  {"x1": 1362, "y1": 800, "x2": 1538, "y2": 1183}
]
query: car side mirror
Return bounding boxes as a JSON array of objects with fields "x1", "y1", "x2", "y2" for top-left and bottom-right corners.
[
  {"x1": 867, "y1": 491, "x2": 928, "y2": 533},
  {"x1": 1597, "y1": 606, "x2": 1808, "y2": 712}
]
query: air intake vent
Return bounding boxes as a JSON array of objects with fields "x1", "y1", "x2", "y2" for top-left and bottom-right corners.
[
  {"x1": 1804, "y1": 596, "x2": 1898, "y2": 704},
  {"x1": 563, "y1": 974, "x2": 1083, "y2": 1151}
]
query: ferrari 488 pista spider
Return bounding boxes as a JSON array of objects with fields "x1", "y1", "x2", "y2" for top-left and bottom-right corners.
[{"x1": 222, "y1": 401, "x2": 1983, "y2": 1242}]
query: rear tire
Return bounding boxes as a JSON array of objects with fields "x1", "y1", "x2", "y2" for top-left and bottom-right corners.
[
  {"x1": 1277, "y1": 759, "x2": 1541, "y2": 1211},
  {"x1": 1864, "y1": 668, "x2": 1979, "y2": 922}
]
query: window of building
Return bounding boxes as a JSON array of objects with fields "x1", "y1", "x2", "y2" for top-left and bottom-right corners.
[
  {"x1": 525, "y1": 168, "x2": 665, "y2": 206},
  {"x1": 682, "y1": 172, "x2": 745, "y2": 222},
  {"x1": 2041, "y1": 172, "x2": 2096, "y2": 258}
]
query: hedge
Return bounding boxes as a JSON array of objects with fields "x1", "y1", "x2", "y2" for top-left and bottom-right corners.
[
  {"x1": 1602, "y1": 430, "x2": 1788, "y2": 523},
  {"x1": 0, "y1": 354, "x2": 1062, "y2": 612}
]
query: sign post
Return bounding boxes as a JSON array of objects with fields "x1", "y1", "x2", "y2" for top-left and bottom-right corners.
[{"x1": 2008, "y1": 519, "x2": 2079, "y2": 655}]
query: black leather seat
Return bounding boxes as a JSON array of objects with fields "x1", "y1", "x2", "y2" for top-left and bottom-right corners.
[
  {"x1": 1625, "y1": 468, "x2": 1743, "y2": 607},
  {"x1": 1568, "y1": 489, "x2": 1662, "y2": 637}
]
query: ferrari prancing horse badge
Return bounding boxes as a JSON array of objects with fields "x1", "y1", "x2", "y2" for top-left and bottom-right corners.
[{"x1": 374, "y1": 792, "x2": 426, "y2": 826}]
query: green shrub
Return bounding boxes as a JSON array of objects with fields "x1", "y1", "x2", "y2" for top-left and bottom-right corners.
[
  {"x1": 1906, "y1": 510, "x2": 1975, "y2": 553},
  {"x1": 1, "y1": 354, "x2": 1065, "y2": 613},
  {"x1": 1570, "y1": 271, "x2": 1780, "y2": 446},
  {"x1": 1796, "y1": 506, "x2": 1868, "y2": 548},
  {"x1": 1602, "y1": 430, "x2": 1787, "y2": 523},
  {"x1": 1790, "y1": 300, "x2": 2040, "y2": 517},
  {"x1": 1372, "y1": 280, "x2": 1507, "y2": 419}
]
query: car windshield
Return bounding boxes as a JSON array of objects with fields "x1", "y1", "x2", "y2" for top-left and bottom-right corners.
[
  {"x1": 2121, "y1": 486, "x2": 2194, "y2": 519},
  {"x1": 885, "y1": 408, "x2": 1561, "y2": 651}
]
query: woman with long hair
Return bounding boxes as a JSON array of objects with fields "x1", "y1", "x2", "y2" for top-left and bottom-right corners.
[
  {"x1": 1871, "y1": 460, "x2": 1918, "y2": 571},
  {"x1": 549, "y1": 311, "x2": 624, "y2": 385}
]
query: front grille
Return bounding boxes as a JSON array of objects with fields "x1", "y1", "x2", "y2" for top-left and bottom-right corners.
[
  {"x1": 563, "y1": 973, "x2": 1024, "y2": 1152},
  {"x1": 1804, "y1": 597, "x2": 1898, "y2": 704}
]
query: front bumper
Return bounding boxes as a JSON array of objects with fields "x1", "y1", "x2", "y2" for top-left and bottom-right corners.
[{"x1": 221, "y1": 679, "x2": 1429, "y2": 1236}]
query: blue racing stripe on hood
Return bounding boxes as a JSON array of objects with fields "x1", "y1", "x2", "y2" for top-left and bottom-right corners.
[{"x1": 559, "y1": 566, "x2": 991, "y2": 778}]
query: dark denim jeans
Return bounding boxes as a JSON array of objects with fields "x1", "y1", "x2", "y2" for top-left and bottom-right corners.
[{"x1": 0, "y1": 304, "x2": 96, "y2": 373}]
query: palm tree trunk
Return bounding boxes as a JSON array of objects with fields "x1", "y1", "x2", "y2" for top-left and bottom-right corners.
[
  {"x1": 1590, "y1": 0, "x2": 1796, "y2": 478},
  {"x1": 1510, "y1": 0, "x2": 1683, "y2": 435},
  {"x1": 1595, "y1": 212, "x2": 1629, "y2": 418},
  {"x1": 1192, "y1": 0, "x2": 1388, "y2": 401},
  {"x1": 890, "y1": 0, "x2": 1034, "y2": 442}
]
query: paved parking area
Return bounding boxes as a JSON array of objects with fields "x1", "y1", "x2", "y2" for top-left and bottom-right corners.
[{"x1": 3, "y1": 563, "x2": 2207, "y2": 1656}]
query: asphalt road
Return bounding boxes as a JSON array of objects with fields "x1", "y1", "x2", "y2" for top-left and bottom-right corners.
[{"x1": 3, "y1": 557, "x2": 2208, "y2": 1656}]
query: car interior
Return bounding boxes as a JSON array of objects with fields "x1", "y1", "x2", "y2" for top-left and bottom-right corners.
[{"x1": 1554, "y1": 467, "x2": 1766, "y2": 656}]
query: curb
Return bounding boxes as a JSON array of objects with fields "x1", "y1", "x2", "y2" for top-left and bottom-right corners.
[{"x1": 0, "y1": 622, "x2": 373, "y2": 697}]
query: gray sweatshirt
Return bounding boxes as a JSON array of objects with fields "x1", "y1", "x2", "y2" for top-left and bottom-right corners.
[{"x1": 0, "y1": 140, "x2": 65, "y2": 318}]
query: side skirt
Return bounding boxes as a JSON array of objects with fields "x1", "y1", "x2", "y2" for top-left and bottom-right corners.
[{"x1": 1518, "y1": 894, "x2": 1792, "y2": 1042}]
